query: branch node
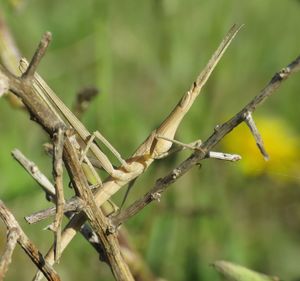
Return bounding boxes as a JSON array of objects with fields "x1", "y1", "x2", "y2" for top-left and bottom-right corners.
[
  {"x1": 150, "y1": 192, "x2": 161, "y2": 202},
  {"x1": 106, "y1": 224, "x2": 118, "y2": 235},
  {"x1": 214, "y1": 124, "x2": 221, "y2": 132},
  {"x1": 171, "y1": 168, "x2": 180, "y2": 179},
  {"x1": 275, "y1": 68, "x2": 290, "y2": 82}
]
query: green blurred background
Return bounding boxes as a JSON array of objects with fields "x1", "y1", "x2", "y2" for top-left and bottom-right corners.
[{"x1": 1, "y1": 0, "x2": 300, "y2": 280}]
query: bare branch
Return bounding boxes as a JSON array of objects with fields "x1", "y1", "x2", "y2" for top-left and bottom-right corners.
[
  {"x1": 11, "y1": 149, "x2": 56, "y2": 199},
  {"x1": 11, "y1": 149, "x2": 107, "y2": 261},
  {"x1": 1, "y1": 28, "x2": 163, "y2": 281},
  {"x1": 11, "y1": 148, "x2": 127, "y2": 273},
  {"x1": 0, "y1": 228, "x2": 19, "y2": 281},
  {"x1": 111, "y1": 54, "x2": 300, "y2": 226},
  {"x1": 244, "y1": 111, "x2": 269, "y2": 160},
  {"x1": 246, "y1": 56, "x2": 300, "y2": 113},
  {"x1": 22, "y1": 32, "x2": 52, "y2": 79},
  {"x1": 34, "y1": 136, "x2": 134, "y2": 281},
  {"x1": 11, "y1": 148, "x2": 121, "y2": 270},
  {"x1": 25, "y1": 197, "x2": 84, "y2": 224},
  {"x1": 49, "y1": 128, "x2": 65, "y2": 262},
  {"x1": 202, "y1": 55, "x2": 300, "y2": 153},
  {"x1": 0, "y1": 200, "x2": 61, "y2": 281}
]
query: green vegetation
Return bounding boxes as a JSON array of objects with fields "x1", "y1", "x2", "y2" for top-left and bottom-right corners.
[{"x1": 1, "y1": 1, "x2": 300, "y2": 280}]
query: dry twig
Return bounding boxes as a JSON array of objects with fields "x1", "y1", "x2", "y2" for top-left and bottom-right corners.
[
  {"x1": 244, "y1": 111, "x2": 269, "y2": 160},
  {"x1": 12, "y1": 146, "x2": 133, "y2": 280},
  {"x1": 0, "y1": 200, "x2": 61, "y2": 281},
  {"x1": 12, "y1": 149, "x2": 156, "y2": 280},
  {"x1": 11, "y1": 149, "x2": 56, "y2": 199},
  {"x1": 56, "y1": 135, "x2": 134, "y2": 281},
  {"x1": 0, "y1": 31, "x2": 133, "y2": 280},
  {"x1": 0, "y1": 228, "x2": 19, "y2": 281},
  {"x1": 11, "y1": 149, "x2": 107, "y2": 258},
  {"x1": 111, "y1": 54, "x2": 300, "y2": 227},
  {"x1": 49, "y1": 128, "x2": 65, "y2": 262}
]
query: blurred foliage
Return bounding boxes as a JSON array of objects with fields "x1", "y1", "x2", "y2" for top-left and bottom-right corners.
[
  {"x1": 1, "y1": 1, "x2": 300, "y2": 281},
  {"x1": 212, "y1": 260, "x2": 279, "y2": 281}
]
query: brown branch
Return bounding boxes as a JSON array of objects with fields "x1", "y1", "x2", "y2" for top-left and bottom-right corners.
[
  {"x1": 1, "y1": 28, "x2": 161, "y2": 281},
  {"x1": 11, "y1": 149, "x2": 56, "y2": 200},
  {"x1": 25, "y1": 197, "x2": 83, "y2": 224},
  {"x1": 12, "y1": 148, "x2": 86, "y2": 223},
  {"x1": 1, "y1": 31, "x2": 66, "y2": 137},
  {"x1": 12, "y1": 145, "x2": 135, "y2": 276},
  {"x1": 0, "y1": 227, "x2": 19, "y2": 281},
  {"x1": 111, "y1": 54, "x2": 300, "y2": 227},
  {"x1": 22, "y1": 32, "x2": 52, "y2": 79},
  {"x1": 64, "y1": 136, "x2": 134, "y2": 281},
  {"x1": 11, "y1": 149, "x2": 104, "y2": 247},
  {"x1": 33, "y1": 135, "x2": 134, "y2": 281},
  {"x1": 11, "y1": 149, "x2": 104, "y2": 252},
  {"x1": 49, "y1": 128, "x2": 65, "y2": 262},
  {"x1": 19, "y1": 145, "x2": 158, "y2": 281},
  {"x1": 12, "y1": 148, "x2": 154, "y2": 281},
  {"x1": 0, "y1": 200, "x2": 61, "y2": 281}
]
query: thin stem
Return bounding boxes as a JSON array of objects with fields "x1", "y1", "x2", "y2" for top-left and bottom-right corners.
[
  {"x1": 0, "y1": 228, "x2": 19, "y2": 281},
  {"x1": 51, "y1": 128, "x2": 66, "y2": 262},
  {"x1": 0, "y1": 200, "x2": 61, "y2": 281},
  {"x1": 22, "y1": 32, "x2": 52, "y2": 79},
  {"x1": 244, "y1": 112, "x2": 269, "y2": 160}
]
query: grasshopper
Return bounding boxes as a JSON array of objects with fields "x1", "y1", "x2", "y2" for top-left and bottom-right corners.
[
  {"x1": 20, "y1": 58, "x2": 138, "y2": 181},
  {"x1": 27, "y1": 24, "x2": 241, "y2": 281}
]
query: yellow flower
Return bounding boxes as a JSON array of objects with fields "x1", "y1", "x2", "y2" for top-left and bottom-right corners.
[{"x1": 221, "y1": 116, "x2": 300, "y2": 180}]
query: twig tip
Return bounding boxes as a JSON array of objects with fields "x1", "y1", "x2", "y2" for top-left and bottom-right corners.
[{"x1": 44, "y1": 31, "x2": 52, "y2": 42}]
